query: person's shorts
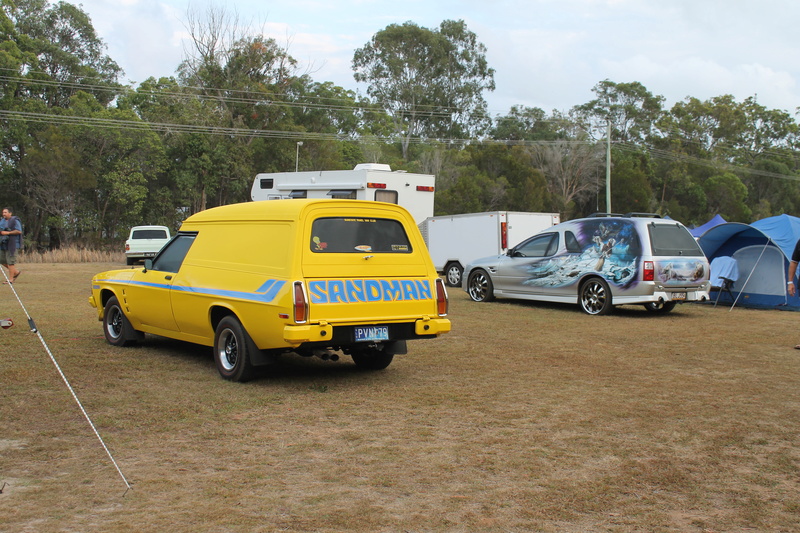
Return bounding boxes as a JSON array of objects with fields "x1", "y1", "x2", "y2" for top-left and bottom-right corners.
[{"x1": 0, "y1": 249, "x2": 17, "y2": 265}]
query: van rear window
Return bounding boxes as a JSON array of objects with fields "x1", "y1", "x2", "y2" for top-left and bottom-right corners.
[
  {"x1": 311, "y1": 217, "x2": 412, "y2": 253},
  {"x1": 648, "y1": 223, "x2": 704, "y2": 256}
]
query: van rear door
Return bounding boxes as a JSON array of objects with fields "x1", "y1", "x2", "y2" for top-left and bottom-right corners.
[{"x1": 301, "y1": 205, "x2": 439, "y2": 324}]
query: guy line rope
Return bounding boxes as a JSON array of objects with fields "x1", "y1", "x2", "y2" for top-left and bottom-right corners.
[{"x1": 2, "y1": 269, "x2": 132, "y2": 495}]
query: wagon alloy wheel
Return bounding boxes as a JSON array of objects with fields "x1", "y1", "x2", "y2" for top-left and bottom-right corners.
[
  {"x1": 214, "y1": 315, "x2": 256, "y2": 382},
  {"x1": 467, "y1": 269, "x2": 495, "y2": 302},
  {"x1": 580, "y1": 278, "x2": 613, "y2": 315},
  {"x1": 103, "y1": 296, "x2": 142, "y2": 346}
]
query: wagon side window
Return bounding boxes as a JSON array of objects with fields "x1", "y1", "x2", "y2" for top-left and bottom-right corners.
[{"x1": 565, "y1": 231, "x2": 582, "y2": 253}]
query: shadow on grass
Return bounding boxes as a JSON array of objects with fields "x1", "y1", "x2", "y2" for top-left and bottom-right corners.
[
  {"x1": 133, "y1": 334, "x2": 384, "y2": 385},
  {"x1": 468, "y1": 296, "x2": 705, "y2": 318}
]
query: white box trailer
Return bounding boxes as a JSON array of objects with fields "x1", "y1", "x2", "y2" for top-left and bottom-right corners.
[
  {"x1": 250, "y1": 163, "x2": 435, "y2": 224},
  {"x1": 420, "y1": 211, "x2": 561, "y2": 287}
]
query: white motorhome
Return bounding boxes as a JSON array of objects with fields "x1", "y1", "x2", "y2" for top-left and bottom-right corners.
[
  {"x1": 250, "y1": 164, "x2": 435, "y2": 224},
  {"x1": 419, "y1": 211, "x2": 561, "y2": 287}
]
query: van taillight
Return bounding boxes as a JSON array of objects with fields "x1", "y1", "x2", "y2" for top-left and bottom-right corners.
[
  {"x1": 435, "y1": 278, "x2": 449, "y2": 316},
  {"x1": 501, "y1": 222, "x2": 508, "y2": 249},
  {"x1": 293, "y1": 281, "x2": 308, "y2": 323},
  {"x1": 643, "y1": 261, "x2": 654, "y2": 281}
]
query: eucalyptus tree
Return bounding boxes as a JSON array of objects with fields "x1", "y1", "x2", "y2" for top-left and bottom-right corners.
[
  {"x1": 352, "y1": 19, "x2": 495, "y2": 159},
  {"x1": 0, "y1": 0, "x2": 123, "y2": 245}
]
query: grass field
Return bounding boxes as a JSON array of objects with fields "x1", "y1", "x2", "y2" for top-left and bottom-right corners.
[{"x1": 2, "y1": 263, "x2": 800, "y2": 532}]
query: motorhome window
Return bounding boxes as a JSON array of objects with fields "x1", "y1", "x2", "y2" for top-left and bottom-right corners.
[
  {"x1": 374, "y1": 190, "x2": 399, "y2": 204},
  {"x1": 132, "y1": 229, "x2": 168, "y2": 239},
  {"x1": 648, "y1": 224, "x2": 705, "y2": 256},
  {"x1": 259, "y1": 178, "x2": 274, "y2": 189},
  {"x1": 151, "y1": 233, "x2": 197, "y2": 273},
  {"x1": 310, "y1": 217, "x2": 412, "y2": 253},
  {"x1": 328, "y1": 189, "x2": 357, "y2": 199},
  {"x1": 289, "y1": 190, "x2": 307, "y2": 199}
]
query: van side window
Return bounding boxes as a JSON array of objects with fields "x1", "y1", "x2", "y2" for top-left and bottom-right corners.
[
  {"x1": 565, "y1": 231, "x2": 582, "y2": 253},
  {"x1": 151, "y1": 233, "x2": 196, "y2": 273},
  {"x1": 311, "y1": 217, "x2": 411, "y2": 253},
  {"x1": 374, "y1": 190, "x2": 398, "y2": 204},
  {"x1": 514, "y1": 233, "x2": 558, "y2": 257},
  {"x1": 328, "y1": 189, "x2": 357, "y2": 199}
]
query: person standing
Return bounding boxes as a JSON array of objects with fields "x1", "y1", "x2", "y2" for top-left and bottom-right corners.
[{"x1": 0, "y1": 207, "x2": 22, "y2": 283}]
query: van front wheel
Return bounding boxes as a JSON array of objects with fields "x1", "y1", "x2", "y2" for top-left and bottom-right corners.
[{"x1": 214, "y1": 316, "x2": 256, "y2": 382}]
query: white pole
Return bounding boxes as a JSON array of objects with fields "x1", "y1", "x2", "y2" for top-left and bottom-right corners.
[
  {"x1": 295, "y1": 141, "x2": 303, "y2": 172},
  {"x1": 606, "y1": 120, "x2": 611, "y2": 213}
]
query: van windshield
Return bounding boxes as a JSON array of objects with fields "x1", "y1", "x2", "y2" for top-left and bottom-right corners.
[
  {"x1": 648, "y1": 223, "x2": 705, "y2": 256},
  {"x1": 311, "y1": 217, "x2": 412, "y2": 253}
]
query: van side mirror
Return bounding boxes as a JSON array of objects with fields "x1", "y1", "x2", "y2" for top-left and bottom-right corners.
[{"x1": 143, "y1": 259, "x2": 153, "y2": 272}]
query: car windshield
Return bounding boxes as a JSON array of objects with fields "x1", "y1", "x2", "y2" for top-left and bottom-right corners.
[
  {"x1": 648, "y1": 223, "x2": 704, "y2": 256},
  {"x1": 310, "y1": 217, "x2": 411, "y2": 253}
]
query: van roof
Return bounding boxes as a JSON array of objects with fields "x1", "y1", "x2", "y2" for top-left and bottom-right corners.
[{"x1": 182, "y1": 199, "x2": 413, "y2": 224}]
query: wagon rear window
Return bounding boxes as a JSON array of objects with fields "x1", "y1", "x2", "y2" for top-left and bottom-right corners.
[
  {"x1": 311, "y1": 217, "x2": 412, "y2": 253},
  {"x1": 649, "y1": 223, "x2": 704, "y2": 256}
]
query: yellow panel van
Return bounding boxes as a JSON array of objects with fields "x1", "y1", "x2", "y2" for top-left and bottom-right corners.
[{"x1": 89, "y1": 199, "x2": 451, "y2": 381}]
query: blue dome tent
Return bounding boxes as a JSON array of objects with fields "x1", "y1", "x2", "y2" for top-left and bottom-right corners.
[
  {"x1": 697, "y1": 214, "x2": 800, "y2": 309},
  {"x1": 690, "y1": 214, "x2": 727, "y2": 238}
]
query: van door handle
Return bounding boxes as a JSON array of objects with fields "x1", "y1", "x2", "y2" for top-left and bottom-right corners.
[{"x1": 165, "y1": 275, "x2": 173, "y2": 280}]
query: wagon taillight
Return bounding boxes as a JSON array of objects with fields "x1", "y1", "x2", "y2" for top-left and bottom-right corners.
[{"x1": 643, "y1": 261, "x2": 655, "y2": 281}]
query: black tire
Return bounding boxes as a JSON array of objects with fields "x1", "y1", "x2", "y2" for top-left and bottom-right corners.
[
  {"x1": 579, "y1": 278, "x2": 613, "y2": 315},
  {"x1": 214, "y1": 315, "x2": 256, "y2": 382},
  {"x1": 351, "y1": 346, "x2": 394, "y2": 370},
  {"x1": 644, "y1": 301, "x2": 677, "y2": 314},
  {"x1": 467, "y1": 269, "x2": 495, "y2": 302},
  {"x1": 444, "y1": 262, "x2": 463, "y2": 287},
  {"x1": 126, "y1": 257, "x2": 135, "y2": 266},
  {"x1": 103, "y1": 296, "x2": 143, "y2": 346}
]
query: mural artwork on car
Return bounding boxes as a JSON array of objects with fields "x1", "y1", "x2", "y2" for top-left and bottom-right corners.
[{"x1": 520, "y1": 219, "x2": 705, "y2": 289}]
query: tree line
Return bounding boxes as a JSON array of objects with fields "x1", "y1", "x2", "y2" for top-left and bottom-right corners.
[{"x1": 2, "y1": 0, "x2": 799, "y2": 250}]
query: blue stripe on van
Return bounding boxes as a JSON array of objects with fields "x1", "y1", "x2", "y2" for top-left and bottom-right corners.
[{"x1": 103, "y1": 278, "x2": 286, "y2": 303}]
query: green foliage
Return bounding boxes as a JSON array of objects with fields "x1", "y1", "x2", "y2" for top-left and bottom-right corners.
[{"x1": 3, "y1": 1, "x2": 800, "y2": 249}]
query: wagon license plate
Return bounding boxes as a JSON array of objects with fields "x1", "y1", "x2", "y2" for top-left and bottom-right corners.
[
  {"x1": 672, "y1": 292, "x2": 686, "y2": 301},
  {"x1": 354, "y1": 326, "x2": 389, "y2": 342}
]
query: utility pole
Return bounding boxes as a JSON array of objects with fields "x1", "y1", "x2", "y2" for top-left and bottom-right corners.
[{"x1": 605, "y1": 121, "x2": 611, "y2": 213}]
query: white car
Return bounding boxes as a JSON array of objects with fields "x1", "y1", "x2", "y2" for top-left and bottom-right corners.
[{"x1": 124, "y1": 225, "x2": 171, "y2": 265}]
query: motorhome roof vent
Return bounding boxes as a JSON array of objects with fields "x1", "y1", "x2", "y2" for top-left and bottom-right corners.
[{"x1": 354, "y1": 163, "x2": 392, "y2": 172}]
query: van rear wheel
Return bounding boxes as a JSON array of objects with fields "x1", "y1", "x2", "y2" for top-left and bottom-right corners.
[
  {"x1": 351, "y1": 347, "x2": 394, "y2": 370},
  {"x1": 214, "y1": 316, "x2": 256, "y2": 382}
]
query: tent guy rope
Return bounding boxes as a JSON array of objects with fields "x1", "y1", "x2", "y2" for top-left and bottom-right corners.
[{"x1": 2, "y1": 268, "x2": 132, "y2": 495}]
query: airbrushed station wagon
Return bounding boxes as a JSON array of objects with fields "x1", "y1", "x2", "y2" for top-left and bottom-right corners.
[
  {"x1": 89, "y1": 199, "x2": 451, "y2": 381},
  {"x1": 464, "y1": 213, "x2": 711, "y2": 315}
]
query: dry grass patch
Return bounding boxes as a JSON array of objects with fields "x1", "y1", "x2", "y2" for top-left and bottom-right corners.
[{"x1": 2, "y1": 262, "x2": 800, "y2": 531}]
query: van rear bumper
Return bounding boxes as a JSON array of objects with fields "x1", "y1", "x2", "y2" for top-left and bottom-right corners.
[{"x1": 283, "y1": 318, "x2": 451, "y2": 346}]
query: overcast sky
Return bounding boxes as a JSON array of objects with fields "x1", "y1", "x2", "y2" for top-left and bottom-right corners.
[{"x1": 74, "y1": 0, "x2": 800, "y2": 117}]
